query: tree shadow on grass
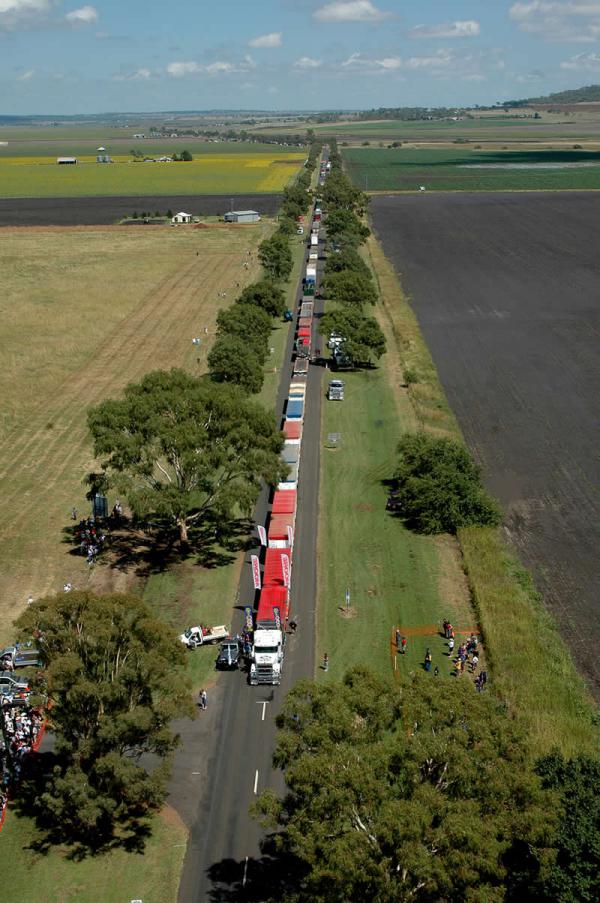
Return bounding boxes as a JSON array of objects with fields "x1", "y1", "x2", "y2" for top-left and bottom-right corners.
[
  {"x1": 61, "y1": 515, "x2": 255, "y2": 582},
  {"x1": 11, "y1": 749, "x2": 154, "y2": 860}
]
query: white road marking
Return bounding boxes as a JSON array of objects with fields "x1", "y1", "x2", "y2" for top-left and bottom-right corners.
[
  {"x1": 253, "y1": 770, "x2": 259, "y2": 794},
  {"x1": 243, "y1": 856, "x2": 249, "y2": 887},
  {"x1": 192, "y1": 771, "x2": 201, "y2": 775},
  {"x1": 256, "y1": 701, "x2": 268, "y2": 721}
]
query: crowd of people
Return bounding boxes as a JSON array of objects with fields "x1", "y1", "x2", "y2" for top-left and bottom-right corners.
[
  {"x1": 0, "y1": 698, "x2": 44, "y2": 821},
  {"x1": 395, "y1": 620, "x2": 488, "y2": 689},
  {"x1": 73, "y1": 516, "x2": 109, "y2": 566}
]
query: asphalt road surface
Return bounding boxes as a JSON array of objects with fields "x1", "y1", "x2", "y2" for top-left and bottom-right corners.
[
  {"x1": 174, "y1": 210, "x2": 326, "y2": 901},
  {"x1": 0, "y1": 194, "x2": 281, "y2": 226},
  {"x1": 371, "y1": 191, "x2": 600, "y2": 697}
]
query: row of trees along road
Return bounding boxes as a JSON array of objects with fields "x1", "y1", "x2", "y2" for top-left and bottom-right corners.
[
  {"x1": 317, "y1": 141, "x2": 386, "y2": 366},
  {"x1": 207, "y1": 137, "x2": 322, "y2": 395},
  {"x1": 254, "y1": 667, "x2": 600, "y2": 903}
]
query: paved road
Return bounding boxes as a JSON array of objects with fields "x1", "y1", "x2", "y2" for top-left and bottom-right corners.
[
  {"x1": 175, "y1": 199, "x2": 326, "y2": 902},
  {"x1": 0, "y1": 194, "x2": 282, "y2": 226}
]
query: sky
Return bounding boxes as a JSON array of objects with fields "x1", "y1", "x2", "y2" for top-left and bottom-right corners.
[{"x1": 3, "y1": 1, "x2": 600, "y2": 114}]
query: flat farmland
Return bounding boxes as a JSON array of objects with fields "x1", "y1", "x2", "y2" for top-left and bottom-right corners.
[
  {"x1": 371, "y1": 192, "x2": 600, "y2": 696},
  {"x1": 0, "y1": 193, "x2": 281, "y2": 226},
  {"x1": 0, "y1": 149, "x2": 304, "y2": 198},
  {"x1": 0, "y1": 223, "x2": 268, "y2": 641},
  {"x1": 344, "y1": 147, "x2": 600, "y2": 191}
]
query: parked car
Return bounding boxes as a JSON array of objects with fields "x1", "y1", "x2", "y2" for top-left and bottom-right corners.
[
  {"x1": 0, "y1": 644, "x2": 41, "y2": 670},
  {"x1": 216, "y1": 639, "x2": 240, "y2": 670},
  {"x1": 0, "y1": 673, "x2": 30, "y2": 697}
]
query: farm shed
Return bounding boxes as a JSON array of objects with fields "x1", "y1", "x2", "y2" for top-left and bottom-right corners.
[
  {"x1": 57, "y1": 157, "x2": 77, "y2": 165},
  {"x1": 172, "y1": 212, "x2": 193, "y2": 224},
  {"x1": 223, "y1": 210, "x2": 261, "y2": 223}
]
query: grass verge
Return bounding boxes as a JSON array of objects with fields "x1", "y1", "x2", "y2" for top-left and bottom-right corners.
[
  {"x1": 365, "y1": 231, "x2": 599, "y2": 755},
  {"x1": 0, "y1": 806, "x2": 187, "y2": 903}
]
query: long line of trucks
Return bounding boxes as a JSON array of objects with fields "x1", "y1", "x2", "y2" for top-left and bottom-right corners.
[
  {"x1": 178, "y1": 159, "x2": 329, "y2": 688},
  {"x1": 249, "y1": 182, "x2": 328, "y2": 686}
]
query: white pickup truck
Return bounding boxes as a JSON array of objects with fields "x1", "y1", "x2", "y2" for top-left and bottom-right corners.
[{"x1": 179, "y1": 625, "x2": 229, "y2": 649}]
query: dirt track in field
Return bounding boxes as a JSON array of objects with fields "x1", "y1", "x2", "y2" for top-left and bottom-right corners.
[
  {"x1": 0, "y1": 193, "x2": 281, "y2": 226},
  {"x1": 371, "y1": 191, "x2": 600, "y2": 696},
  {"x1": 0, "y1": 239, "x2": 264, "y2": 638}
]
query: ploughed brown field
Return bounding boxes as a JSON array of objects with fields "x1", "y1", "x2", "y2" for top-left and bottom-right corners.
[
  {"x1": 0, "y1": 193, "x2": 281, "y2": 226},
  {"x1": 371, "y1": 192, "x2": 600, "y2": 696}
]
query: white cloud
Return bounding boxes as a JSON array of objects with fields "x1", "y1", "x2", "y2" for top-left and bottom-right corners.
[
  {"x1": 166, "y1": 57, "x2": 253, "y2": 77},
  {"x1": 509, "y1": 2, "x2": 600, "y2": 41},
  {"x1": 0, "y1": 0, "x2": 51, "y2": 30},
  {"x1": 65, "y1": 5, "x2": 98, "y2": 24},
  {"x1": 115, "y1": 67, "x2": 151, "y2": 80},
  {"x1": 17, "y1": 67, "x2": 35, "y2": 80},
  {"x1": 409, "y1": 20, "x2": 480, "y2": 39},
  {"x1": 404, "y1": 48, "x2": 455, "y2": 70},
  {"x1": 314, "y1": 1, "x2": 390, "y2": 23},
  {"x1": 294, "y1": 56, "x2": 322, "y2": 68},
  {"x1": 561, "y1": 49, "x2": 600, "y2": 67},
  {"x1": 248, "y1": 31, "x2": 282, "y2": 48}
]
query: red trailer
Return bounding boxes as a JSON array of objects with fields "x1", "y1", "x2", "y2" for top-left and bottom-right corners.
[
  {"x1": 268, "y1": 513, "x2": 294, "y2": 542},
  {"x1": 263, "y1": 548, "x2": 291, "y2": 588},
  {"x1": 297, "y1": 327, "x2": 311, "y2": 338},
  {"x1": 283, "y1": 420, "x2": 302, "y2": 440},
  {"x1": 298, "y1": 317, "x2": 312, "y2": 328},
  {"x1": 257, "y1": 586, "x2": 289, "y2": 625},
  {"x1": 272, "y1": 490, "x2": 296, "y2": 514}
]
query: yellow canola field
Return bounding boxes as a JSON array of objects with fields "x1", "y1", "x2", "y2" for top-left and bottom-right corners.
[{"x1": 0, "y1": 152, "x2": 305, "y2": 197}]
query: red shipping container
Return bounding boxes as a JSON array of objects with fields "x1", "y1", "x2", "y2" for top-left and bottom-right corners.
[
  {"x1": 268, "y1": 514, "x2": 294, "y2": 541},
  {"x1": 298, "y1": 327, "x2": 311, "y2": 338},
  {"x1": 272, "y1": 490, "x2": 296, "y2": 514},
  {"x1": 263, "y1": 548, "x2": 291, "y2": 588},
  {"x1": 283, "y1": 420, "x2": 302, "y2": 440}
]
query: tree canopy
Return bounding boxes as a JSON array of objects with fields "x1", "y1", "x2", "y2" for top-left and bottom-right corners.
[
  {"x1": 254, "y1": 668, "x2": 554, "y2": 903},
  {"x1": 323, "y1": 270, "x2": 378, "y2": 307},
  {"x1": 216, "y1": 301, "x2": 272, "y2": 356},
  {"x1": 87, "y1": 369, "x2": 284, "y2": 542},
  {"x1": 325, "y1": 208, "x2": 371, "y2": 248},
  {"x1": 324, "y1": 246, "x2": 372, "y2": 281},
  {"x1": 208, "y1": 334, "x2": 265, "y2": 394},
  {"x1": 535, "y1": 751, "x2": 600, "y2": 902},
  {"x1": 319, "y1": 307, "x2": 386, "y2": 364},
  {"x1": 393, "y1": 434, "x2": 502, "y2": 534},
  {"x1": 16, "y1": 590, "x2": 193, "y2": 850},
  {"x1": 258, "y1": 233, "x2": 294, "y2": 282},
  {"x1": 322, "y1": 171, "x2": 369, "y2": 214},
  {"x1": 238, "y1": 280, "x2": 286, "y2": 318}
]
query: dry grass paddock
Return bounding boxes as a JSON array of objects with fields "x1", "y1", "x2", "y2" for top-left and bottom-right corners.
[{"x1": 0, "y1": 223, "x2": 269, "y2": 641}]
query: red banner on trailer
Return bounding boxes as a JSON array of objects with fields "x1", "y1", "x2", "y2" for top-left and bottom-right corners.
[
  {"x1": 281, "y1": 553, "x2": 290, "y2": 587},
  {"x1": 257, "y1": 524, "x2": 267, "y2": 546},
  {"x1": 287, "y1": 525, "x2": 294, "y2": 546},
  {"x1": 251, "y1": 554, "x2": 261, "y2": 590}
]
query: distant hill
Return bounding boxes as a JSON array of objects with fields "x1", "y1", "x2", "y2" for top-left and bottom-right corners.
[{"x1": 505, "y1": 84, "x2": 600, "y2": 107}]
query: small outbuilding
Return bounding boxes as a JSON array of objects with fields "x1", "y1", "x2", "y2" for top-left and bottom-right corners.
[
  {"x1": 57, "y1": 156, "x2": 77, "y2": 165},
  {"x1": 223, "y1": 210, "x2": 261, "y2": 224},
  {"x1": 172, "y1": 211, "x2": 193, "y2": 224}
]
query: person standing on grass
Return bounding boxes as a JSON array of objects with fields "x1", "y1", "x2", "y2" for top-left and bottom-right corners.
[
  {"x1": 424, "y1": 649, "x2": 432, "y2": 672},
  {"x1": 323, "y1": 652, "x2": 329, "y2": 672},
  {"x1": 443, "y1": 619, "x2": 450, "y2": 638},
  {"x1": 448, "y1": 637, "x2": 455, "y2": 656},
  {"x1": 401, "y1": 636, "x2": 407, "y2": 655},
  {"x1": 470, "y1": 653, "x2": 479, "y2": 674},
  {"x1": 396, "y1": 629, "x2": 401, "y2": 651},
  {"x1": 434, "y1": 666, "x2": 440, "y2": 677}
]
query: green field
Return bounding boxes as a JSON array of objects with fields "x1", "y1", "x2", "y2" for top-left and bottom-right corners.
[{"x1": 343, "y1": 146, "x2": 600, "y2": 191}]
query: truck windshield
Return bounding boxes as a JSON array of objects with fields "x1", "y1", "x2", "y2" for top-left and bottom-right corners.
[{"x1": 256, "y1": 646, "x2": 279, "y2": 654}]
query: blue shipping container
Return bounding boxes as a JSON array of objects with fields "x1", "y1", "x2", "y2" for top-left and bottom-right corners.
[{"x1": 286, "y1": 398, "x2": 304, "y2": 419}]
